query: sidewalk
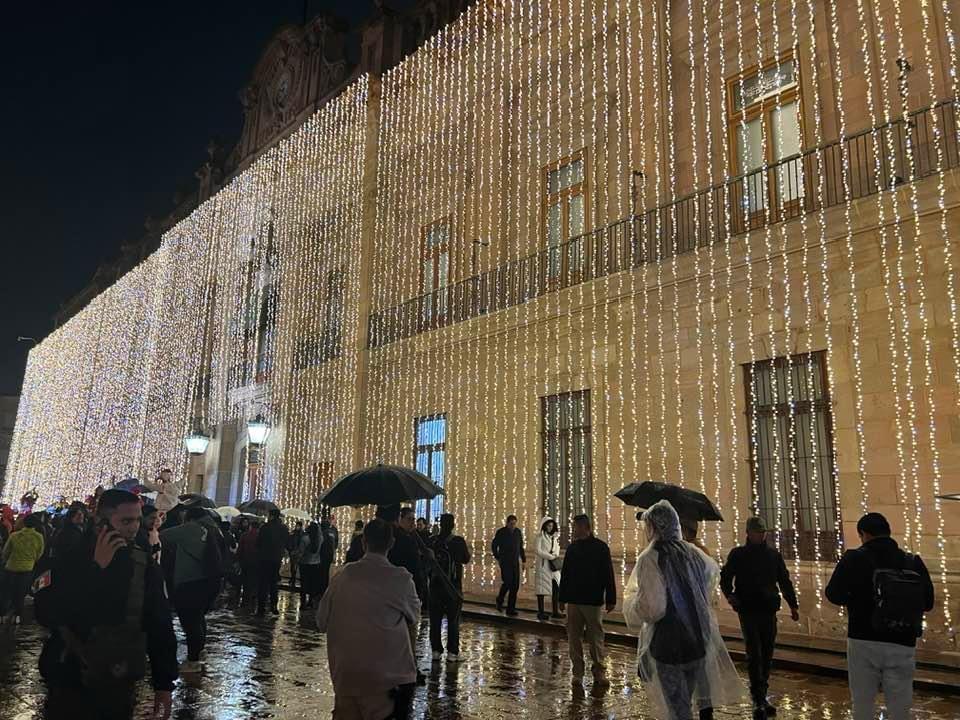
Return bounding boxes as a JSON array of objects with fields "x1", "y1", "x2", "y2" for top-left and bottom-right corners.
[{"x1": 459, "y1": 596, "x2": 960, "y2": 695}]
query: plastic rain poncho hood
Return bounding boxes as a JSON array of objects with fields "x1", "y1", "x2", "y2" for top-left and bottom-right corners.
[{"x1": 623, "y1": 500, "x2": 747, "y2": 718}]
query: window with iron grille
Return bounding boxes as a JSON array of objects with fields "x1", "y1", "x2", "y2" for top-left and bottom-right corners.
[
  {"x1": 541, "y1": 390, "x2": 592, "y2": 536},
  {"x1": 414, "y1": 414, "x2": 446, "y2": 523},
  {"x1": 744, "y1": 352, "x2": 841, "y2": 561}
]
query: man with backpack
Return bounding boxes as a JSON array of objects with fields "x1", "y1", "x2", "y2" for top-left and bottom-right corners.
[
  {"x1": 426, "y1": 513, "x2": 471, "y2": 663},
  {"x1": 161, "y1": 505, "x2": 228, "y2": 672},
  {"x1": 720, "y1": 516, "x2": 799, "y2": 719},
  {"x1": 826, "y1": 512, "x2": 935, "y2": 720}
]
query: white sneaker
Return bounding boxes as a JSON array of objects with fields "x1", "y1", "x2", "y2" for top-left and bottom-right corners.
[
  {"x1": 12, "y1": 616, "x2": 20, "y2": 625},
  {"x1": 446, "y1": 653, "x2": 462, "y2": 663},
  {"x1": 431, "y1": 651, "x2": 443, "y2": 661}
]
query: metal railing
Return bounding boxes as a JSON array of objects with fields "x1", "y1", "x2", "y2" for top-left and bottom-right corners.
[{"x1": 369, "y1": 99, "x2": 960, "y2": 349}]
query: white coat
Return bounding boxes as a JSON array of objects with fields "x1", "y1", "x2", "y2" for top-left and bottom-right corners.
[{"x1": 533, "y1": 517, "x2": 561, "y2": 596}]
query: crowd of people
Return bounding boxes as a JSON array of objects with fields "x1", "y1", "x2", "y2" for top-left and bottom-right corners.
[{"x1": 0, "y1": 482, "x2": 939, "y2": 720}]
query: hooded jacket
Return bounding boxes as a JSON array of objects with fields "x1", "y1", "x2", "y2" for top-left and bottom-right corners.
[{"x1": 533, "y1": 517, "x2": 561, "y2": 595}]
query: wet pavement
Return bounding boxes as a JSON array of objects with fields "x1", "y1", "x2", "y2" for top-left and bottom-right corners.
[{"x1": 1, "y1": 592, "x2": 957, "y2": 719}]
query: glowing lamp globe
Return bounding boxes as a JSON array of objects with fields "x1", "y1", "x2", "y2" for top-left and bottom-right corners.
[
  {"x1": 184, "y1": 433, "x2": 211, "y2": 455},
  {"x1": 247, "y1": 415, "x2": 271, "y2": 446}
]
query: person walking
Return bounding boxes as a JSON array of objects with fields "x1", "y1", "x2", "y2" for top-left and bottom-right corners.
[
  {"x1": 624, "y1": 500, "x2": 746, "y2": 720},
  {"x1": 35, "y1": 489, "x2": 177, "y2": 719},
  {"x1": 288, "y1": 521, "x2": 305, "y2": 588},
  {"x1": 826, "y1": 512, "x2": 934, "y2": 720},
  {"x1": 255, "y1": 509, "x2": 289, "y2": 616},
  {"x1": 316, "y1": 518, "x2": 420, "y2": 719},
  {"x1": 720, "y1": 516, "x2": 799, "y2": 718},
  {"x1": 426, "y1": 513, "x2": 471, "y2": 663},
  {"x1": 492, "y1": 515, "x2": 525, "y2": 616},
  {"x1": 534, "y1": 516, "x2": 562, "y2": 621},
  {"x1": 559, "y1": 514, "x2": 616, "y2": 688},
  {"x1": 298, "y1": 522, "x2": 324, "y2": 608},
  {"x1": 0, "y1": 512, "x2": 45, "y2": 624},
  {"x1": 317, "y1": 519, "x2": 336, "y2": 598},
  {"x1": 141, "y1": 505, "x2": 164, "y2": 563},
  {"x1": 237, "y1": 519, "x2": 259, "y2": 605},
  {"x1": 380, "y1": 505, "x2": 427, "y2": 683},
  {"x1": 160, "y1": 506, "x2": 226, "y2": 672},
  {"x1": 344, "y1": 519, "x2": 365, "y2": 563}
]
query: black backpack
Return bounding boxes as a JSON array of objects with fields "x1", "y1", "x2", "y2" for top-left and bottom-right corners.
[{"x1": 872, "y1": 552, "x2": 926, "y2": 638}]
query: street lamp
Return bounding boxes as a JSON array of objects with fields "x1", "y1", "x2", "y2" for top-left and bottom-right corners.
[
  {"x1": 247, "y1": 413, "x2": 271, "y2": 446},
  {"x1": 184, "y1": 418, "x2": 211, "y2": 455}
]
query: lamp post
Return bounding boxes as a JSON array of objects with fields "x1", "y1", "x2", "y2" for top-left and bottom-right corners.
[{"x1": 247, "y1": 414, "x2": 272, "y2": 446}]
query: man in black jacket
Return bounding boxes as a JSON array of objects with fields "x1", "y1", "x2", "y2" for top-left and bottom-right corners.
[
  {"x1": 826, "y1": 513, "x2": 934, "y2": 720},
  {"x1": 255, "y1": 508, "x2": 289, "y2": 616},
  {"x1": 36, "y1": 489, "x2": 178, "y2": 720},
  {"x1": 427, "y1": 513, "x2": 471, "y2": 663},
  {"x1": 559, "y1": 514, "x2": 616, "y2": 688},
  {"x1": 491, "y1": 515, "x2": 525, "y2": 616},
  {"x1": 720, "y1": 516, "x2": 799, "y2": 718}
]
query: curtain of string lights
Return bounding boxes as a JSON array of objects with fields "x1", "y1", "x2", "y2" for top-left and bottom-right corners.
[{"x1": 4, "y1": 1, "x2": 960, "y2": 640}]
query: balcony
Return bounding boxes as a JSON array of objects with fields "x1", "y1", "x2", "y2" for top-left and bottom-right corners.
[{"x1": 369, "y1": 99, "x2": 960, "y2": 349}]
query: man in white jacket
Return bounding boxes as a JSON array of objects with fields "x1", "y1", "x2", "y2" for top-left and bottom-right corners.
[{"x1": 316, "y1": 518, "x2": 421, "y2": 719}]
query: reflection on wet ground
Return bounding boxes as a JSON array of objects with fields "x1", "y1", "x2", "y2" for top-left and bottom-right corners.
[{"x1": 0, "y1": 592, "x2": 956, "y2": 719}]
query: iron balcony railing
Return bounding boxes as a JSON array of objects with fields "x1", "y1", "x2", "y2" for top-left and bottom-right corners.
[{"x1": 369, "y1": 99, "x2": 960, "y2": 349}]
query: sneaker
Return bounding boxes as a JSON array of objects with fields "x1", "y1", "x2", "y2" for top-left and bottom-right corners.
[
  {"x1": 446, "y1": 653, "x2": 462, "y2": 663},
  {"x1": 537, "y1": 612, "x2": 550, "y2": 621},
  {"x1": 431, "y1": 651, "x2": 443, "y2": 661},
  {"x1": 496, "y1": 602, "x2": 504, "y2": 613},
  {"x1": 12, "y1": 616, "x2": 20, "y2": 625},
  {"x1": 506, "y1": 609, "x2": 519, "y2": 617},
  {"x1": 763, "y1": 701, "x2": 777, "y2": 717}
]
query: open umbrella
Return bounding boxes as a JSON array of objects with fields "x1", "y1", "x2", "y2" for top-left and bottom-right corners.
[
  {"x1": 936, "y1": 493, "x2": 960, "y2": 502},
  {"x1": 281, "y1": 508, "x2": 312, "y2": 521},
  {"x1": 215, "y1": 506, "x2": 241, "y2": 520},
  {"x1": 238, "y1": 499, "x2": 280, "y2": 516},
  {"x1": 179, "y1": 493, "x2": 216, "y2": 509},
  {"x1": 318, "y1": 464, "x2": 443, "y2": 508},
  {"x1": 615, "y1": 481, "x2": 723, "y2": 521}
]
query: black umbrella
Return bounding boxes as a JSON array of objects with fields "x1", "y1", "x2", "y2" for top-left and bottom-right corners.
[
  {"x1": 179, "y1": 493, "x2": 216, "y2": 509},
  {"x1": 318, "y1": 464, "x2": 443, "y2": 508},
  {"x1": 615, "y1": 481, "x2": 723, "y2": 521},
  {"x1": 238, "y1": 499, "x2": 280, "y2": 516}
]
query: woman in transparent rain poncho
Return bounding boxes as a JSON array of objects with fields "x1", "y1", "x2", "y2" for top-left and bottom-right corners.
[{"x1": 623, "y1": 500, "x2": 747, "y2": 720}]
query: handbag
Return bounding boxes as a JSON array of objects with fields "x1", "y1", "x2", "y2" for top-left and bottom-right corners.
[
  {"x1": 548, "y1": 558, "x2": 561, "y2": 573},
  {"x1": 78, "y1": 548, "x2": 149, "y2": 688}
]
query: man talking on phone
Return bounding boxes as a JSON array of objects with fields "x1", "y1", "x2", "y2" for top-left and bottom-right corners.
[{"x1": 36, "y1": 488, "x2": 178, "y2": 719}]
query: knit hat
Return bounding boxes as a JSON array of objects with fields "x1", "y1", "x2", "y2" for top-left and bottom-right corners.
[{"x1": 745, "y1": 516, "x2": 767, "y2": 533}]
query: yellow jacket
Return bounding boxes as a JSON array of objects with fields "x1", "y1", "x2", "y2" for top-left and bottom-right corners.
[{"x1": 2, "y1": 527, "x2": 44, "y2": 572}]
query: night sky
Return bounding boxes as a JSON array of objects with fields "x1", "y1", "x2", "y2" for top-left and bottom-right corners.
[{"x1": 0, "y1": 1, "x2": 381, "y2": 396}]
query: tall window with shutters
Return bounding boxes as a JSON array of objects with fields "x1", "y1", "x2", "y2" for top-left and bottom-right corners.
[
  {"x1": 744, "y1": 352, "x2": 841, "y2": 561},
  {"x1": 414, "y1": 414, "x2": 446, "y2": 523},
  {"x1": 541, "y1": 390, "x2": 592, "y2": 538},
  {"x1": 728, "y1": 54, "x2": 803, "y2": 225},
  {"x1": 421, "y1": 219, "x2": 450, "y2": 324},
  {"x1": 544, "y1": 152, "x2": 587, "y2": 282}
]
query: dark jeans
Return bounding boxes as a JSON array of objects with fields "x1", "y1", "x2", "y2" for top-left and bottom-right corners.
[
  {"x1": 429, "y1": 595, "x2": 462, "y2": 655},
  {"x1": 496, "y1": 561, "x2": 520, "y2": 611},
  {"x1": 739, "y1": 611, "x2": 778, "y2": 705},
  {"x1": 657, "y1": 660, "x2": 711, "y2": 720},
  {"x1": 317, "y1": 560, "x2": 332, "y2": 598},
  {"x1": 257, "y1": 559, "x2": 281, "y2": 610},
  {"x1": 1, "y1": 570, "x2": 33, "y2": 617},
  {"x1": 289, "y1": 558, "x2": 299, "y2": 587},
  {"x1": 174, "y1": 578, "x2": 220, "y2": 661},
  {"x1": 299, "y1": 563, "x2": 321, "y2": 605}
]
